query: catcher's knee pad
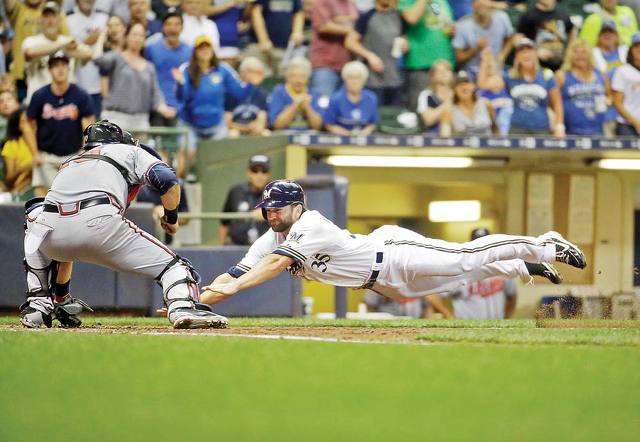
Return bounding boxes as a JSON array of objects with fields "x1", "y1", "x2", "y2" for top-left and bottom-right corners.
[
  {"x1": 156, "y1": 256, "x2": 201, "y2": 312},
  {"x1": 20, "y1": 296, "x2": 54, "y2": 328}
]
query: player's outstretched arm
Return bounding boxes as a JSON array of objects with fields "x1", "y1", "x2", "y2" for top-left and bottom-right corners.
[
  {"x1": 201, "y1": 273, "x2": 236, "y2": 305},
  {"x1": 202, "y1": 254, "x2": 294, "y2": 298}
]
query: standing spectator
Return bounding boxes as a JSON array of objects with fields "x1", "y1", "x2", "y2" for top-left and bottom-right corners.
[
  {"x1": 612, "y1": 32, "x2": 640, "y2": 135},
  {"x1": 94, "y1": 22, "x2": 175, "y2": 130},
  {"x1": 452, "y1": 0, "x2": 514, "y2": 75},
  {"x1": 129, "y1": 0, "x2": 162, "y2": 38},
  {"x1": 248, "y1": 0, "x2": 305, "y2": 76},
  {"x1": 0, "y1": 90, "x2": 36, "y2": 192},
  {"x1": 151, "y1": 0, "x2": 180, "y2": 18},
  {"x1": 207, "y1": 0, "x2": 248, "y2": 62},
  {"x1": 219, "y1": 154, "x2": 271, "y2": 245},
  {"x1": 67, "y1": 0, "x2": 109, "y2": 118},
  {"x1": 477, "y1": 47, "x2": 513, "y2": 135},
  {"x1": 145, "y1": 7, "x2": 192, "y2": 126},
  {"x1": 344, "y1": 0, "x2": 405, "y2": 105},
  {"x1": 556, "y1": 38, "x2": 609, "y2": 136},
  {"x1": 26, "y1": 52, "x2": 95, "y2": 196},
  {"x1": 95, "y1": 0, "x2": 130, "y2": 23},
  {"x1": 309, "y1": 0, "x2": 358, "y2": 98},
  {"x1": 504, "y1": 37, "x2": 565, "y2": 137},
  {"x1": 268, "y1": 56, "x2": 324, "y2": 130},
  {"x1": 180, "y1": 0, "x2": 221, "y2": 52},
  {"x1": 442, "y1": 70, "x2": 496, "y2": 135},
  {"x1": 416, "y1": 59, "x2": 454, "y2": 134},
  {"x1": 104, "y1": 15, "x2": 127, "y2": 53},
  {"x1": 22, "y1": 2, "x2": 93, "y2": 102},
  {"x1": 323, "y1": 60, "x2": 378, "y2": 135},
  {"x1": 581, "y1": 0, "x2": 638, "y2": 48},
  {"x1": 225, "y1": 56, "x2": 270, "y2": 137},
  {"x1": 6, "y1": 0, "x2": 70, "y2": 101},
  {"x1": 172, "y1": 36, "x2": 252, "y2": 177},
  {"x1": 517, "y1": 0, "x2": 575, "y2": 71},
  {"x1": 399, "y1": 0, "x2": 455, "y2": 111}
]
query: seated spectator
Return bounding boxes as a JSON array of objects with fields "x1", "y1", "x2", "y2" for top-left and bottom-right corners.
[
  {"x1": 129, "y1": 0, "x2": 162, "y2": 38},
  {"x1": 345, "y1": 0, "x2": 405, "y2": 105},
  {"x1": 556, "y1": 39, "x2": 608, "y2": 136},
  {"x1": 452, "y1": 0, "x2": 514, "y2": 75},
  {"x1": 95, "y1": 22, "x2": 175, "y2": 129},
  {"x1": 516, "y1": 0, "x2": 575, "y2": 71},
  {"x1": 309, "y1": 0, "x2": 358, "y2": 98},
  {"x1": 581, "y1": 0, "x2": 638, "y2": 48},
  {"x1": 442, "y1": 70, "x2": 495, "y2": 136},
  {"x1": 180, "y1": 0, "x2": 221, "y2": 52},
  {"x1": 477, "y1": 47, "x2": 513, "y2": 135},
  {"x1": 219, "y1": 154, "x2": 271, "y2": 245},
  {"x1": 268, "y1": 57, "x2": 324, "y2": 130},
  {"x1": 145, "y1": 7, "x2": 192, "y2": 127},
  {"x1": 0, "y1": 91, "x2": 35, "y2": 193},
  {"x1": 104, "y1": 15, "x2": 126, "y2": 53},
  {"x1": 224, "y1": 56, "x2": 270, "y2": 137},
  {"x1": 400, "y1": 0, "x2": 455, "y2": 111},
  {"x1": 247, "y1": 0, "x2": 305, "y2": 77},
  {"x1": 67, "y1": 0, "x2": 109, "y2": 118},
  {"x1": 172, "y1": 36, "x2": 252, "y2": 176},
  {"x1": 22, "y1": 2, "x2": 93, "y2": 102},
  {"x1": 323, "y1": 60, "x2": 378, "y2": 135},
  {"x1": 416, "y1": 59, "x2": 454, "y2": 134},
  {"x1": 504, "y1": 38, "x2": 564, "y2": 137},
  {"x1": 612, "y1": 32, "x2": 640, "y2": 135}
]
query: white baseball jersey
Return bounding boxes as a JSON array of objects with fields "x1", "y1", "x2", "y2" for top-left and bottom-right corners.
[{"x1": 446, "y1": 277, "x2": 517, "y2": 320}]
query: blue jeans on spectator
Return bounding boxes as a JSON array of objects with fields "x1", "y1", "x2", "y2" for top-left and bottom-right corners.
[
  {"x1": 615, "y1": 122, "x2": 638, "y2": 136},
  {"x1": 311, "y1": 68, "x2": 341, "y2": 99}
]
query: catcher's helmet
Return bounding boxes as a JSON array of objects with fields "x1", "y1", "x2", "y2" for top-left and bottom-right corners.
[
  {"x1": 82, "y1": 120, "x2": 127, "y2": 150},
  {"x1": 255, "y1": 180, "x2": 305, "y2": 219}
]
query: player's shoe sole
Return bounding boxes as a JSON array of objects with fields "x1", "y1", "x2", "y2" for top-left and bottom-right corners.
[
  {"x1": 542, "y1": 231, "x2": 587, "y2": 269},
  {"x1": 525, "y1": 262, "x2": 563, "y2": 284},
  {"x1": 172, "y1": 316, "x2": 229, "y2": 329}
]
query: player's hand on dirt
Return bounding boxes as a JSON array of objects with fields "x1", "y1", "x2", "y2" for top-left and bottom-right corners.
[{"x1": 160, "y1": 216, "x2": 179, "y2": 235}]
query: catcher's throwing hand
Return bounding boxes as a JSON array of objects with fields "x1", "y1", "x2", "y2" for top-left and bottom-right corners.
[{"x1": 160, "y1": 216, "x2": 179, "y2": 235}]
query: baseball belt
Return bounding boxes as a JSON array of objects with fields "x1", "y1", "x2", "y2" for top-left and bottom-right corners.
[
  {"x1": 360, "y1": 251, "x2": 384, "y2": 289},
  {"x1": 43, "y1": 196, "x2": 112, "y2": 216}
]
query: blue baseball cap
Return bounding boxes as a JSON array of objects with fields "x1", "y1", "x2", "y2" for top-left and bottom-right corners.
[{"x1": 600, "y1": 20, "x2": 617, "y2": 33}]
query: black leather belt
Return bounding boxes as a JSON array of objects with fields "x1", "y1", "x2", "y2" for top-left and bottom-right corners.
[
  {"x1": 361, "y1": 251, "x2": 384, "y2": 289},
  {"x1": 43, "y1": 196, "x2": 112, "y2": 215}
]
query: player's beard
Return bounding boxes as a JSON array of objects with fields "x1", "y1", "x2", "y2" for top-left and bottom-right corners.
[{"x1": 269, "y1": 219, "x2": 293, "y2": 233}]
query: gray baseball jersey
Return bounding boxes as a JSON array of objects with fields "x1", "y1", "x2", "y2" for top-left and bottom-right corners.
[{"x1": 445, "y1": 277, "x2": 517, "y2": 319}]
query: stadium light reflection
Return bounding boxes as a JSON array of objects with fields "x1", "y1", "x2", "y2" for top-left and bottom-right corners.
[
  {"x1": 595, "y1": 159, "x2": 640, "y2": 170},
  {"x1": 428, "y1": 201, "x2": 481, "y2": 222}
]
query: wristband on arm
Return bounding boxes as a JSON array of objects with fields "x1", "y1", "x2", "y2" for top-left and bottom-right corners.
[{"x1": 164, "y1": 207, "x2": 178, "y2": 224}]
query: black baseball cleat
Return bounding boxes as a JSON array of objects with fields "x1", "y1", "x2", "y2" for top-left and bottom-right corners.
[
  {"x1": 525, "y1": 262, "x2": 563, "y2": 284},
  {"x1": 169, "y1": 307, "x2": 229, "y2": 329},
  {"x1": 542, "y1": 231, "x2": 587, "y2": 269}
]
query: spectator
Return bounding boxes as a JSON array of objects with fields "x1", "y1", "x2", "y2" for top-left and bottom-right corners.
[
  {"x1": 268, "y1": 56, "x2": 324, "y2": 130},
  {"x1": 309, "y1": 0, "x2": 358, "y2": 98},
  {"x1": 129, "y1": 0, "x2": 162, "y2": 38},
  {"x1": 22, "y1": 2, "x2": 93, "y2": 102},
  {"x1": 612, "y1": 32, "x2": 640, "y2": 135},
  {"x1": 429, "y1": 227, "x2": 518, "y2": 320},
  {"x1": 323, "y1": 60, "x2": 378, "y2": 135},
  {"x1": 207, "y1": 0, "x2": 249, "y2": 62},
  {"x1": 219, "y1": 154, "x2": 271, "y2": 245},
  {"x1": 442, "y1": 70, "x2": 496, "y2": 136},
  {"x1": 225, "y1": 56, "x2": 270, "y2": 137},
  {"x1": 247, "y1": 0, "x2": 305, "y2": 76},
  {"x1": 344, "y1": 0, "x2": 405, "y2": 105},
  {"x1": 452, "y1": 0, "x2": 514, "y2": 75},
  {"x1": 151, "y1": 0, "x2": 181, "y2": 19},
  {"x1": 0, "y1": 90, "x2": 36, "y2": 192},
  {"x1": 104, "y1": 14, "x2": 126, "y2": 53},
  {"x1": 477, "y1": 47, "x2": 513, "y2": 135},
  {"x1": 172, "y1": 35, "x2": 252, "y2": 177},
  {"x1": 180, "y1": 0, "x2": 221, "y2": 52},
  {"x1": 67, "y1": 0, "x2": 109, "y2": 118},
  {"x1": 516, "y1": 0, "x2": 575, "y2": 71},
  {"x1": 26, "y1": 52, "x2": 95, "y2": 196},
  {"x1": 95, "y1": 0, "x2": 130, "y2": 23},
  {"x1": 504, "y1": 38, "x2": 564, "y2": 137},
  {"x1": 95, "y1": 22, "x2": 174, "y2": 130},
  {"x1": 6, "y1": 0, "x2": 70, "y2": 101},
  {"x1": 556, "y1": 38, "x2": 608, "y2": 136},
  {"x1": 400, "y1": 0, "x2": 455, "y2": 111},
  {"x1": 416, "y1": 59, "x2": 454, "y2": 134},
  {"x1": 145, "y1": 7, "x2": 192, "y2": 126},
  {"x1": 581, "y1": 0, "x2": 638, "y2": 48}
]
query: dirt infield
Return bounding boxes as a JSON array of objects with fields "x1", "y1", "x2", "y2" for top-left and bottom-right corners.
[{"x1": 0, "y1": 324, "x2": 428, "y2": 343}]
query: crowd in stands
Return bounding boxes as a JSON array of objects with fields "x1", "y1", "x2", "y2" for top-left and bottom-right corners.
[{"x1": 2, "y1": 0, "x2": 640, "y2": 194}]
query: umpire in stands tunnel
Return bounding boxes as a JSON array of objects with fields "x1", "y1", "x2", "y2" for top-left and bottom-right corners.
[
  {"x1": 219, "y1": 154, "x2": 272, "y2": 245},
  {"x1": 20, "y1": 120, "x2": 228, "y2": 330}
]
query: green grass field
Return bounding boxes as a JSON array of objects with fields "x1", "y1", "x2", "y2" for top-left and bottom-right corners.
[{"x1": 1, "y1": 317, "x2": 639, "y2": 442}]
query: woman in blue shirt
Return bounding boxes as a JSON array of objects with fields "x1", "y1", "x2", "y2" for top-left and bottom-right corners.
[
  {"x1": 556, "y1": 38, "x2": 609, "y2": 136},
  {"x1": 172, "y1": 35, "x2": 252, "y2": 175},
  {"x1": 504, "y1": 38, "x2": 565, "y2": 137}
]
